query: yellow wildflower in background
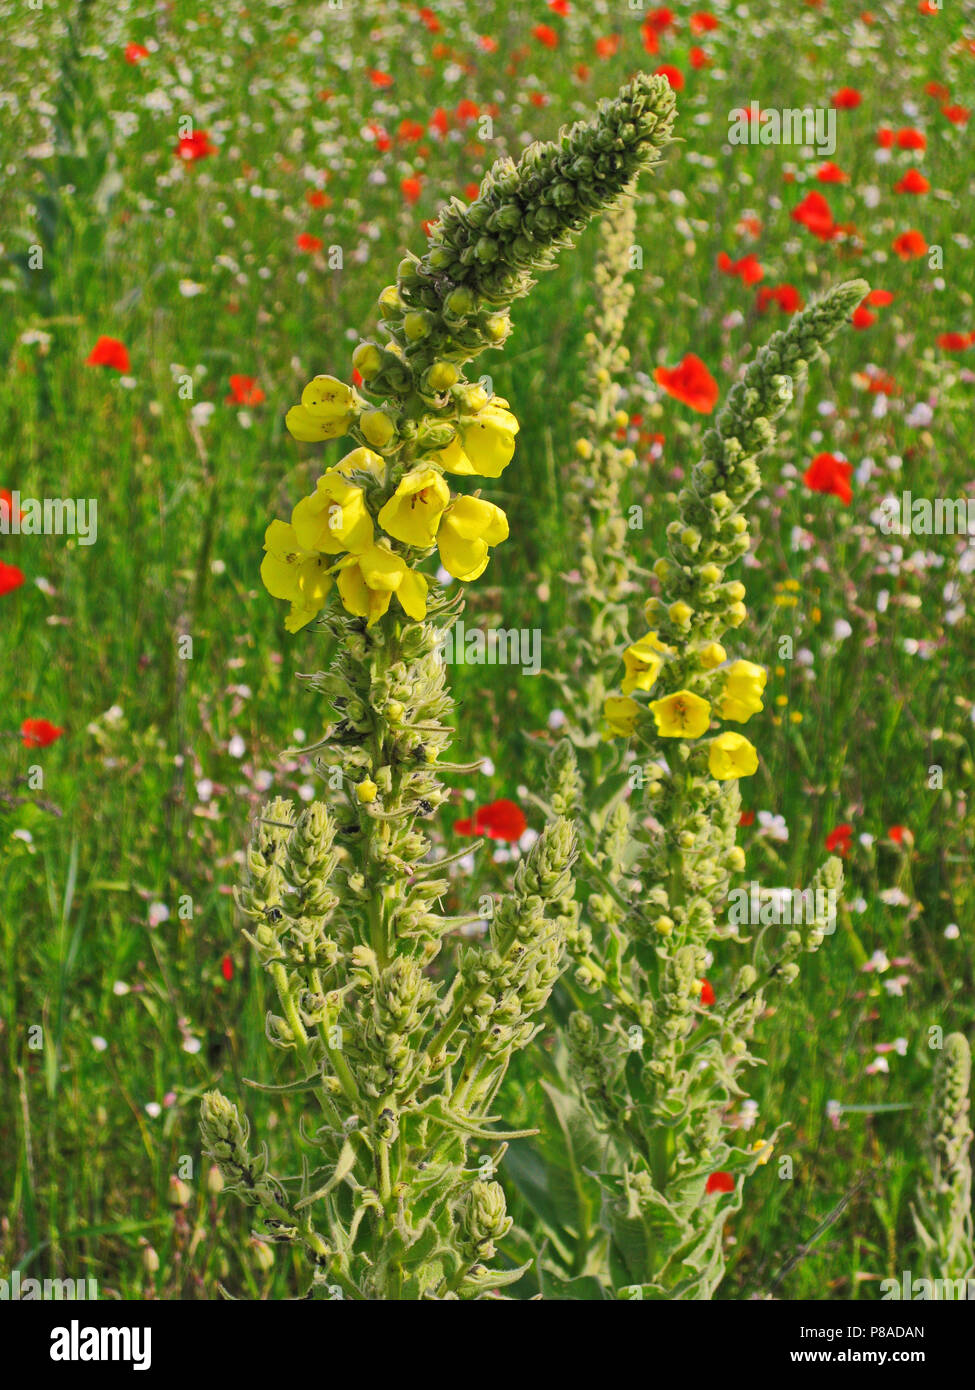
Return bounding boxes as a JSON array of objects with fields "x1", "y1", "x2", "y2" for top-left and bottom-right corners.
[
  {"x1": 437, "y1": 496, "x2": 509, "y2": 581},
  {"x1": 708, "y1": 731, "x2": 759, "y2": 780},
  {"x1": 650, "y1": 689, "x2": 712, "y2": 739}
]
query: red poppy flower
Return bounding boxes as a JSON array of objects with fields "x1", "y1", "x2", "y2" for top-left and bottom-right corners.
[
  {"x1": 888, "y1": 824, "x2": 911, "y2": 845},
  {"x1": 706, "y1": 1171, "x2": 735, "y2": 1194},
  {"x1": 0, "y1": 561, "x2": 25, "y2": 596},
  {"x1": 816, "y1": 161, "x2": 849, "y2": 183},
  {"x1": 654, "y1": 64, "x2": 684, "y2": 91},
  {"x1": 595, "y1": 35, "x2": 620, "y2": 59},
  {"x1": 876, "y1": 126, "x2": 895, "y2": 147},
  {"x1": 739, "y1": 810, "x2": 756, "y2": 827},
  {"x1": 174, "y1": 129, "x2": 214, "y2": 161},
  {"x1": 639, "y1": 22, "x2": 659, "y2": 54},
  {"x1": 937, "y1": 332, "x2": 975, "y2": 351},
  {"x1": 866, "y1": 289, "x2": 894, "y2": 306},
  {"x1": 367, "y1": 121, "x2": 391, "y2": 152},
  {"x1": 896, "y1": 128, "x2": 926, "y2": 150},
  {"x1": 574, "y1": 63, "x2": 590, "y2": 81},
  {"x1": 477, "y1": 35, "x2": 498, "y2": 53},
  {"x1": 368, "y1": 69, "x2": 393, "y2": 87},
  {"x1": 221, "y1": 955, "x2": 234, "y2": 982},
  {"x1": 804, "y1": 453, "x2": 854, "y2": 505},
  {"x1": 226, "y1": 375, "x2": 265, "y2": 406},
  {"x1": 942, "y1": 104, "x2": 970, "y2": 125},
  {"x1": 454, "y1": 799, "x2": 528, "y2": 843},
  {"x1": 401, "y1": 176, "x2": 423, "y2": 205},
  {"x1": 1, "y1": 488, "x2": 24, "y2": 524},
  {"x1": 757, "y1": 284, "x2": 803, "y2": 314},
  {"x1": 825, "y1": 823, "x2": 854, "y2": 855},
  {"x1": 717, "y1": 251, "x2": 764, "y2": 285},
  {"x1": 892, "y1": 229, "x2": 927, "y2": 259},
  {"x1": 306, "y1": 189, "x2": 331, "y2": 208},
  {"x1": 124, "y1": 42, "x2": 149, "y2": 64},
  {"x1": 296, "y1": 233, "x2": 323, "y2": 253},
  {"x1": 689, "y1": 47, "x2": 711, "y2": 69},
  {"x1": 925, "y1": 82, "x2": 951, "y2": 102},
  {"x1": 791, "y1": 191, "x2": 836, "y2": 240},
  {"x1": 857, "y1": 368, "x2": 897, "y2": 395},
  {"x1": 21, "y1": 718, "x2": 64, "y2": 748},
  {"x1": 645, "y1": 6, "x2": 675, "y2": 29},
  {"x1": 455, "y1": 99, "x2": 479, "y2": 123},
  {"x1": 654, "y1": 354, "x2": 719, "y2": 414},
  {"x1": 700, "y1": 980, "x2": 716, "y2": 1007},
  {"x1": 532, "y1": 23, "x2": 558, "y2": 47},
  {"x1": 418, "y1": 5, "x2": 441, "y2": 32},
  {"x1": 548, "y1": 0, "x2": 570, "y2": 12},
  {"x1": 529, "y1": 93, "x2": 549, "y2": 108},
  {"x1": 690, "y1": 12, "x2": 719, "y2": 34},
  {"x1": 351, "y1": 368, "x2": 363, "y2": 388},
  {"x1": 851, "y1": 306, "x2": 875, "y2": 329},
  {"x1": 396, "y1": 119, "x2": 425, "y2": 144},
  {"x1": 894, "y1": 169, "x2": 929, "y2": 194},
  {"x1": 85, "y1": 336, "x2": 130, "y2": 372},
  {"x1": 464, "y1": 182, "x2": 480, "y2": 201},
  {"x1": 832, "y1": 87, "x2": 862, "y2": 109}
]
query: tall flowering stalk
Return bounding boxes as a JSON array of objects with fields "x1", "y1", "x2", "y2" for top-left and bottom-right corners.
[
  {"x1": 912, "y1": 1033, "x2": 974, "y2": 1288},
  {"x1": 557, "y1": 195, "x2": 644, "y2": 746},
  {"x1": 520, "y1": 280, "x2": 866, "y2": 1298},
  {"x1": 201, "y1": 75, "x2": 677, "y2": 1300}
]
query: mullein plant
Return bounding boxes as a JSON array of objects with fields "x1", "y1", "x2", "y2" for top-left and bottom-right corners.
[
  {"x1": 200, "y1": 74, "x2": 678, "y2": 1300},
  {"x1": 911, "y1": 1032, "x2": 974, "y2": 1291},
  {"x1": 518, "y1": 280, "x2": 867, "y2": 1298},
  {"x1": 556, "y1": 195, "x2": 644, "y2": 747}
]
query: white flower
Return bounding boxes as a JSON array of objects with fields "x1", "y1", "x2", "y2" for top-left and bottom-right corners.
[
  {"x1": 905, "y1": 402, "x2": 933, "y2": 428},
  {"x1": 757, "y1": 810, "x2": 789, "y2": 842},
  {"x1": 113, "y1": 981, "x2": 130, "y2": 996},
  {"x1": 196, "y1": 778, "x2": 214, "y2": 802},
  {"x1": 879, "y1": 886, "x2": 911, "y2": 907},
  {"x1": 145, "y1": 1102, "x2": 162, "y2": 1118},
  {"x1": 864, "y1": 949, "x2": 890, "y2": 973},
  {"x1": 227, "y1": 734, "x2": 246, "y2": 758},
  {"x1": 148, "y1": 902, "x2": 170, "y2": 928},
  {"x1": 945, "y1": 922, "x2": 960, "y2": 940},
  {"x1": 866, "y1": 1056, "x2": 889, "y2": 1075},
  {"x1": 548, "y1": 708, "x2": 567, "y2": 730},
  {"x1": 191, "y1": 401, "x2": 215, "y2": 427},
  {"x1": 92, "y1": 1036, "x2": 108, "y2": 1053},
  {"x1": 480, "y1": 757, "x2": 495, "y2": 777}
]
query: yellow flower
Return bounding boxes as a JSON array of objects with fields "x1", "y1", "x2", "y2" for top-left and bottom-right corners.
[
  {"x1": 284, "y1": 376, "x2": 357, "y2": 443},
  {"x1": 286, "y1": 405, "x2": 350, "y2": 443},
  {"x1": 352, "y1": 342, "x2": 383, "y2": 380},
  {"x1": 333, "y1": 446, "x2": 385, "y2": 481},
  {"x1": 708, "y1": 731, "x2": 759, "y2": 780},
  {"x1": 356, "y1": 778, "x2": 378, "y2": 804},
  {"x1": 649, "y1": 690, "x2": 711, "y2": 739},
  {"x1": 291, "y1": 472, "x2": 374, "y2": 556},
  {"x1": 698, "y1": 641, "x2": 727, "y2": 670},
  {"x1": 622, "y1": 633, "x2": 666, "y2": 696},
  {"x1": 377, "y1": 466, "x2": 450, "y2": 548},
  {"x1": 433, "y1": 435, "x2": 477, "y2": 476},
  {"x1": 333, "y1": 542, "x2": 428, "y2": 626},
  {"x1": 456, "y1": 404, "x2": 519, "y2": 477},
  {"x1": 301, "y1": 375, "x2": 355, "y2": 418},
  {"x1": 260, "y1": 520, "x2": 333, "y2": 632},
  {"x1": 603, "y1": 695, "x2": 640, "y2": 738},
  {"x1": 360, "y1": 410, "x2": 397, "y2": 450},
  {"x1": 750, "y1": 1138, "x2": 774, "y2": 1166},
  {"x1": 717, "y1": 659, "x2": 767, "y2": 723},
  {"x1": 437, "y1": 495, "x2": 508, "y2": 581}
]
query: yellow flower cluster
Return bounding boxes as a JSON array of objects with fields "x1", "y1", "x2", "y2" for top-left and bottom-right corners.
[
  {"x1": 603, "y1": 642, "x2": 766, "y2": 782},
  {"x1": 261, "y1": 373, "x2": 517, "y2": 632}
]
